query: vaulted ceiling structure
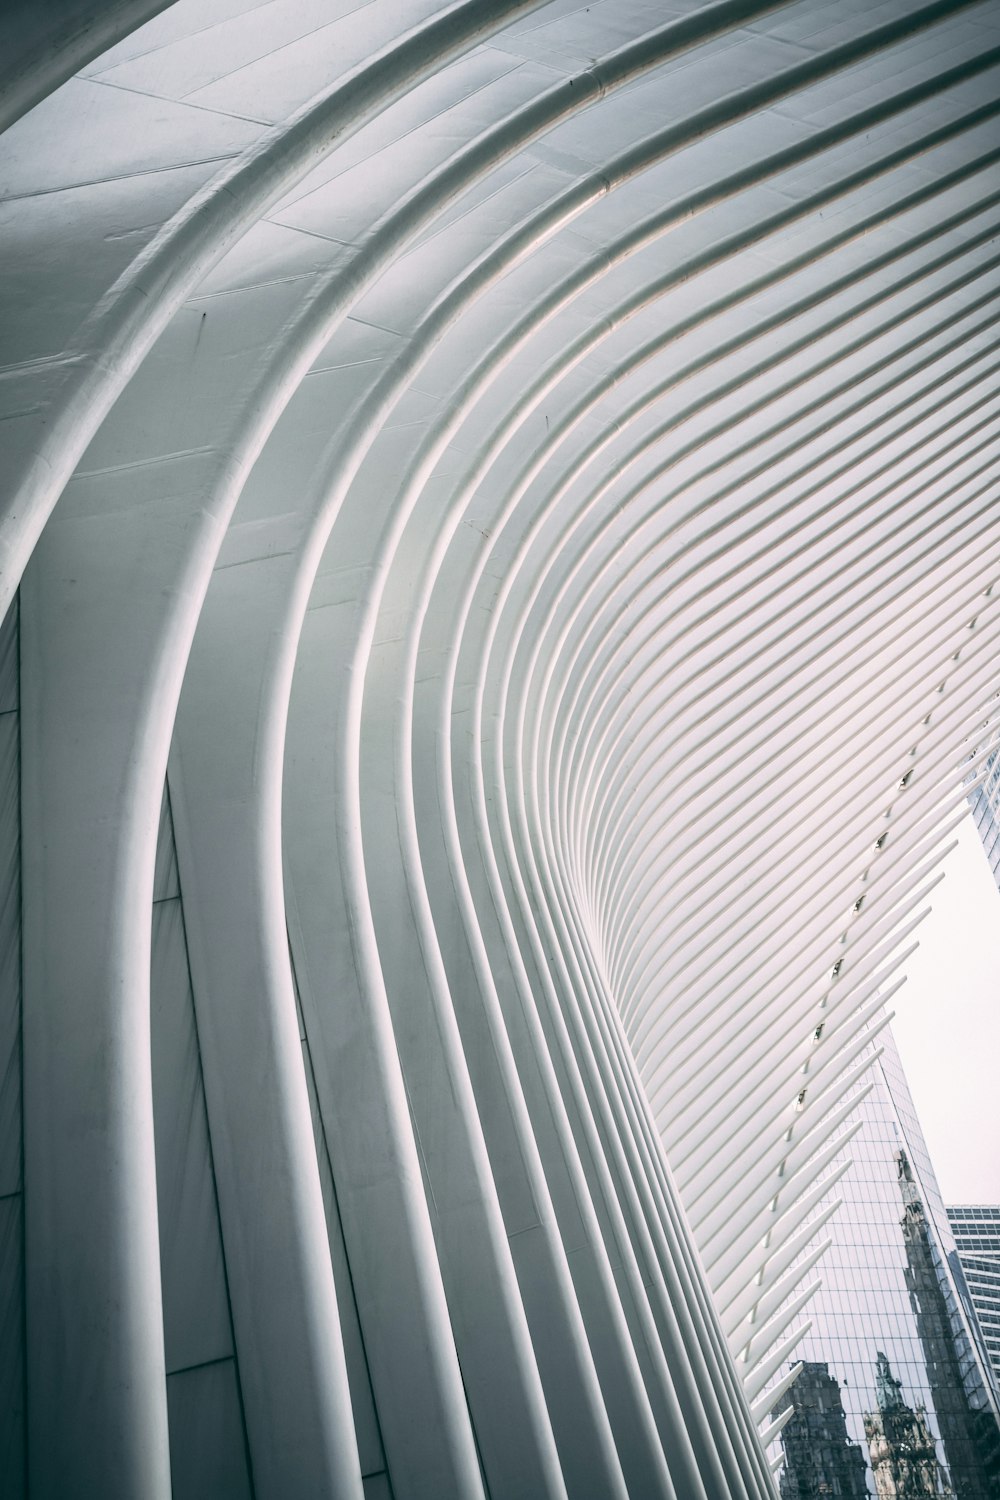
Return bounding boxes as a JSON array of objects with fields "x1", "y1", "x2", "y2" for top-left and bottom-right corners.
[{"x1": 2, "y1": 2, "x2": 999, "y2": 1497}]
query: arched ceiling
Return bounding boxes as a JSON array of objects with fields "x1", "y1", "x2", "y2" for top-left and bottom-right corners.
[{"x1": 2, "y1": 2, "x2": 999, "y2": 1496}]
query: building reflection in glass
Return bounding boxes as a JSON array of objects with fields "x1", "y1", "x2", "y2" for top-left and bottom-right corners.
[
  {"x1": 773, "y1": 1361, "x2": 868, "y2": 1499},
  {"x1": 864, "y1": 1350, "x2": 951, "y2": 1497},
  {"x1": 767, "y1": 1025, "x2": 1000, "y2": 1498}
]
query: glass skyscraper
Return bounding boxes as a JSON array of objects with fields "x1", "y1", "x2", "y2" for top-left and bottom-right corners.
[
  {"x1": 768, "y1": 1026, "x2": 1000, "y2": 1497},
  {"x1": 956, "y1": 739, "x2": 1000, "y2": 1395},
  {"x1": 949, "y1": 1209, "x2": 1000, "y2": 1393}
]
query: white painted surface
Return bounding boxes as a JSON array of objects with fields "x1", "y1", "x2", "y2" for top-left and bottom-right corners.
[{"x1": 2, "y1": 2, "x2": 1000, "y2": 1496}]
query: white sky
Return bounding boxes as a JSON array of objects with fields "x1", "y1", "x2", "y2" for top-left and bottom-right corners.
[{"x1": 890, "y1": 813, "x2": 1000, "y2": 1205}]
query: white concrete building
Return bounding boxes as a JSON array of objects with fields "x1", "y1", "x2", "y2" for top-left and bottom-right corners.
[{"x1": 2, "y1": 2, "x2": 1000, "y2": 1496}]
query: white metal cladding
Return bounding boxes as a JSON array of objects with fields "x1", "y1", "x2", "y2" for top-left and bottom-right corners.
[{"x1": 1, "y1": 2, "x2": 999, "y2": 1496}]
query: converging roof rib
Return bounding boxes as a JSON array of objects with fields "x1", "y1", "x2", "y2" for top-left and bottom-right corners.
[{"x1": 1, "y1": 2, "x2": 998, "y2": 1496}]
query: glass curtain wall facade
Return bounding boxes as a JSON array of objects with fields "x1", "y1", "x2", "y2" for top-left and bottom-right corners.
[
  {"x1": 769, "y1": 1027, "x2": 1000, "y2": 1498},
  {"x1": 958, "y1": 731, "x2": 1000, "y2": 1395}
]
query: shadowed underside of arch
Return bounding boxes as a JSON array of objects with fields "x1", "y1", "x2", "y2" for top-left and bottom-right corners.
[{"x1": 1, "y1": 1, "x2": 999, "y2": 1496}]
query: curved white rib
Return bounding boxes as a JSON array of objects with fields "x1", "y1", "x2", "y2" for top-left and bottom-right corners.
[{"x1": 3, "y1": 3, "x2": 1000, "y2": 1497}]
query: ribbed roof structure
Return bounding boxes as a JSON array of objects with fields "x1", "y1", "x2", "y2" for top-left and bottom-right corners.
[{"x1": 2, "y1": 2, "x2": 999, "y2": 1496}]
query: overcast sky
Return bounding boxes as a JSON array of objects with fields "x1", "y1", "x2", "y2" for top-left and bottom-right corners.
[{"x1": 889, "y1": 812, "x2": 1000, "y2": 1206}]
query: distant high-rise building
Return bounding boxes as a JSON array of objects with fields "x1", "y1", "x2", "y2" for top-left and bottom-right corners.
[
  {"x1": 949, "y1": 1210, "x2": 1000, "y2": 1392},
  {"x1": 769, "y1": 1027, "x2": 1000, "y2": 1498}
]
